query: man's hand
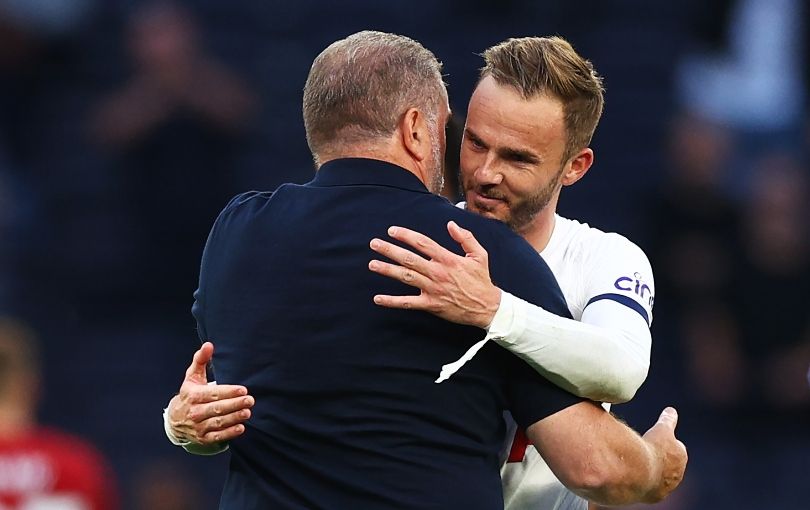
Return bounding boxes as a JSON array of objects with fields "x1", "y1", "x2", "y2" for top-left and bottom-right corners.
[
  {"x1": 640, "y1": 407, "x2": 688, "y2": 503},
  {"x1": 368, "y1": 221, "x2": 501, "y2": 329},
  {"x1": 167, "y1": 342, "x2": 254, "y2": 445}
]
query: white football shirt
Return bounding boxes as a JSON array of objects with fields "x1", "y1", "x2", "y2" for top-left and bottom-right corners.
[{"x1": 499, "y1": 214, "x2": 655, "y2": 510}]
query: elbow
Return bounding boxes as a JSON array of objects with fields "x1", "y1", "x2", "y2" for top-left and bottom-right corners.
[{"x1": 597, "y1": 362, "x2": 648, "y2": 404}]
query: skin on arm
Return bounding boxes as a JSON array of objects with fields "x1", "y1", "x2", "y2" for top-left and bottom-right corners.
[
  {"x1": 526, "y1": 402, "x2": 687, "y2": 506},
  {"x1": 166, "y1": 341, "x2": 254, "y2": 446}
]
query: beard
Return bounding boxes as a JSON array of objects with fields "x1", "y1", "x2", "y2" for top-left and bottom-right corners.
[{"x1": 463, "y1": 164, "x2": 564, "y2": 233}]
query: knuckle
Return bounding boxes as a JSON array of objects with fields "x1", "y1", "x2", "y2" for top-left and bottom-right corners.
[
  {"x1": 184, "y1": 387, "x2": 199, "y2": 403},
  {"x1": 187, "y1": 408, "x2": 202, "y2": 423}
]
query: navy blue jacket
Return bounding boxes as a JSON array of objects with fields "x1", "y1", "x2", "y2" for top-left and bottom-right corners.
[{"x1": 193, "y1": 158, "x2": 582, "y2": 509}]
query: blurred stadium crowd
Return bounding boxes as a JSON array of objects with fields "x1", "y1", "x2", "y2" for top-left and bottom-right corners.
[{"x1": 0, "y1": 0, "x2": 807, "y2": 508}]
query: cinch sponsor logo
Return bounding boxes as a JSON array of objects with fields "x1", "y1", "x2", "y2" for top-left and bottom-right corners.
[{"x1": 614, "y1": 272, "x2": 654, "y2": 307}]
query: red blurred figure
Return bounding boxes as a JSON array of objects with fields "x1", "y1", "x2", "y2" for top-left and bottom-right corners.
[{"x1": 0, "y1": 318, "x2": 119, "y2": 510}]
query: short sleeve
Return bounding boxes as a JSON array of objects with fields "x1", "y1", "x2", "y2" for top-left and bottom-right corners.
[{"x1": 582, "y1": 234, "x2": 655, "y2": 326}]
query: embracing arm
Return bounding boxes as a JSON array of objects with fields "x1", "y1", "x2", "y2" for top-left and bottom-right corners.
[
  {"x1": 487, "y1": 292, "x2": 650, "y2": 403},
  {"x1": 163, "y1": 342, "x2": 254, "y2": 455},
  {"x1": 368, "y1": 222, "x2": 650, "y2": 403},
  {"x1": 527, "y1": 402, "x2": 687, "y2": 505}
]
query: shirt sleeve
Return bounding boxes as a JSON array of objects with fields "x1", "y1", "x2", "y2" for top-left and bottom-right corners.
[
  {"x1": 487, "y1": 233, "x2": 654, "y2": 403},
  {"x1": 581, "y1": 233, "x2": 655, "y2": 326}
]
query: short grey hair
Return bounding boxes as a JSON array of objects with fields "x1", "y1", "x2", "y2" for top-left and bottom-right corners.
[{"x1": 303, "y1": 31, "x2": 446, "y2": 161}]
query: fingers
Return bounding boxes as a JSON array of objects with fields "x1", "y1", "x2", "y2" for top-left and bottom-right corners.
[
  {"x1": 368, "y1": 259, "x2": 433, "y2": 291},
  {"x1": 369, "y1": 238, "x2": 430, "y2": 273},
  {"x1": 189, "y1": 395, "x2": 255, "y2": 424},
  {"x1": 201, "y1": 423, "x2": 248, "y2": 444},
  {"x1": 186, "y1": 383, "x2": 249, "y2": 404},
  {"x1": 656, "y1": 406, "x2": 679, "y2": 430},
  {"x1": 447, "y1": 221, "x2": 486, "y2": 258},
  {"x1": 372, "y1": 293, "x2": 430, "y2": 311},
  {"x1": 385, "y1": 226, "x2": 447, "y2": 260},
  {"x1": 184, "y1": 342, "x2": 214, "y2": 383}
]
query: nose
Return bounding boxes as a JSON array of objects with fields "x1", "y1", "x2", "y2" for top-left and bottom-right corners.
[{"x1": 475, "y1": 155, "x2": 503, "y2": 186}]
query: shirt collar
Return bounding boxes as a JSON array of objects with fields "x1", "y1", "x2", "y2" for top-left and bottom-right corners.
[
  {"x1": 309, "y1": 158, "x2": 430, "y2": 194},
  {"x1": 540, "y1": 214, "x2": 562, "y2": 256}
]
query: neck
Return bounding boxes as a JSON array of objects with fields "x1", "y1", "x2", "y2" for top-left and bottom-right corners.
[
  {"x1": 316, "y1": 145, "x2": 427, "y2": 188},
  {"x1": 516, "y1": 197, "x2": 559, "y2": 253}
]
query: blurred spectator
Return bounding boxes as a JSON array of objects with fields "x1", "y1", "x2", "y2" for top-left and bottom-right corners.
[
  {"x1": 86, "y1": 1, "x2": 258, "y2": 319},
  {"x1": 648, "y1": 113, "x2": 745, "y2": 411},
  {"x1": 89, "y1": 1, "x2": 255, "y2": 147},
  {"x1": 733, "y1": 154, "x2": 810, "y2": 414},
  {"x1": 677, "y1": 0, "x2": 806, "y2": 198},
  {"x1": 717, "y1": 153, "x2": 810, "y2": 509},
  {"x1": 0, "y1": 317, "x2": 119, "y2": 509},
  {"x1": 651, "y1": 114, "x2": 739, "y2": 307}
]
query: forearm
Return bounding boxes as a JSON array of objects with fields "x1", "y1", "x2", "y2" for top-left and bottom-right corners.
[
  {"x1": 528, "y1": 402, "x2": 668, "y2": 506},
  {"x1": 571, "y1": 419, "x2": 662, "y2": 505},
  {"x1": 487, "y1": 292, "x2": 650, "y2": 403}
]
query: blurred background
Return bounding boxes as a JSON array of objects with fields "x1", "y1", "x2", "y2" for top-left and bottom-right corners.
[{"x1": 0, "y1": 0, "x2": 807, "y2": 508}]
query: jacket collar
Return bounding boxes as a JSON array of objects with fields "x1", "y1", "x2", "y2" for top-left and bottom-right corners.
[{"x1": 309, "y1": 158, "x2": 430, "y2": 194}]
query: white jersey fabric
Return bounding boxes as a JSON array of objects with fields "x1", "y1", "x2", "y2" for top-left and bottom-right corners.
[{"x1": 496, "y1": 214, "x2": 655, "y2": 510}]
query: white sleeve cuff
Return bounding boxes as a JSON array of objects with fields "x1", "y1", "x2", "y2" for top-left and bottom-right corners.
[
  {"x1": 485, "y1": 290, "x2": 527, "y2": 344},
  {"x1": 163, "y1": 405, "x2": 190, "y2": 446},
  {"x1": 163, "y1": 402, "x2": 230, "y2": 456}
]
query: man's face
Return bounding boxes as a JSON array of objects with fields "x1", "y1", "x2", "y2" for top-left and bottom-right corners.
[{"x1": 460, "y1": 76, "x2": 568, "y2": 233}]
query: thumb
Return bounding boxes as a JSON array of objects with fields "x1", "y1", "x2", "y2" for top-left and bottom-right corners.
[
  {"x1": 184, "y1": 341, "x2": 214, "y2": 383},
  {"x1": 447, "y1": 221, "x2": 485, "y2": 257},
  {"x1": 656, "y1": 406, "x2": 679, "y2": 431}
]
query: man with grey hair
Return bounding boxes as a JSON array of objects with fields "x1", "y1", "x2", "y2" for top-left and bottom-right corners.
[{"x1": 167, "y1": 31, "x2": 685, "y2": 509}]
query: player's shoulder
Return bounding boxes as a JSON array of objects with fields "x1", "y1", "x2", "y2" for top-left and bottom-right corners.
[{"x1": 555, "y1": 215, "x2": 651, "y2": 268}]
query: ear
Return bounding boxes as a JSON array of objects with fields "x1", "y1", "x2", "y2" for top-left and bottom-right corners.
[
  {"x1": 561, "y1": 147, "x2": 594, "y2": 186},
  {"x1": 399, "y1": 107, "x2": 431, "y2": 162}
]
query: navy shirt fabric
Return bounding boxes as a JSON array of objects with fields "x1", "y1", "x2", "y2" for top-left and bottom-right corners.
[{"x1": 193, "y1": 158, "x2": 583, "y2": 510}]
